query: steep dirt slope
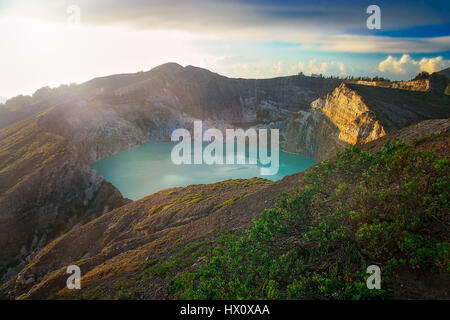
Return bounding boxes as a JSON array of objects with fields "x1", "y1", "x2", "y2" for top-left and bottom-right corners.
[
  {"x1": 346, "y1": 83, "x2": 449, "y2": 131},
  {"x1": 3, "y1": 178, "x2": 279, "y2": 299},
  {"x1": 360, "y1": 118, "x2": 449, "y2": 156},
  {"x1": 0, "y1": 109, "x2": 128, "y2": 282}
]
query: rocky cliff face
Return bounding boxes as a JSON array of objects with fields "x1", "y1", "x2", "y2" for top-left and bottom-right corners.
[
  {"x1": 278, "y1": 82, "x2": 387, "y2": 162},
  {"x1": 278, "y1": 82, "x2": 449, "y2": 161},
  {"x1": 279, "y1": 109, "x2": 347, "y2": 162},
  {"x1": 311, "y1": 84, "x2": 386, "y2": 145}
]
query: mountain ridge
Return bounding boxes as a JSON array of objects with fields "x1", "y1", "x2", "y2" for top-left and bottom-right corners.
[{"x1": 0, "y1": 63, "x2": 449, "y2": 288}]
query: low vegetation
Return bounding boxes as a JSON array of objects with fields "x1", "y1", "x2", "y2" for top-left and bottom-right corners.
[
  {"x1": 171, "y1": 142, "x2": 449, "y2": 299},
  {"x1": 141, "y1": 240, "x2": 211, "y2": 281}
]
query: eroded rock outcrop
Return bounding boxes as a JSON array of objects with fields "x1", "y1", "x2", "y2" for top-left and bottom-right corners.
[
  {"x1": 349, "y1": 79, "x2": 430, "y2": 91},
  {"x1": 347, "y1": 68, "x2": 450, "y2": 95},
  {"x1": 279, "y1": 82, "x2": 449, "y2": 161},
  {"x1": 280, "y1": 83, "x2": 385, "y2": 161},
  {"x1": 312, "y1": 83, "x2": 386, "y2": 145}
]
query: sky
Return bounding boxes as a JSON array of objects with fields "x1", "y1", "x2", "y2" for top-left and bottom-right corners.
[{"x1": 0, "y1": 0, "x2": 449, "y2": 99}]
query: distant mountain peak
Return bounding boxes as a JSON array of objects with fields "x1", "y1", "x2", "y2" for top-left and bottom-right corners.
[{"x1": 150, "y1": 62, "x2": 184, "y2": 73}]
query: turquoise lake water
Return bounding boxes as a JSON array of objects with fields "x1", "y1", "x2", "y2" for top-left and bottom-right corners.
[{"x1": 91, "y1": 142, "x2": 314, "y2": 200}]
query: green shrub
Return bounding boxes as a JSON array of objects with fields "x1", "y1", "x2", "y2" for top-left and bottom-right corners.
[{"x1": 170, "y1": 142, "x2": 449, "y2": 299}]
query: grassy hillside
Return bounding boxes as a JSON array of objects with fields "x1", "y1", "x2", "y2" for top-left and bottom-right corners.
[{"x1": 172, "y1": 141, "x2": 449, "y2": 299}]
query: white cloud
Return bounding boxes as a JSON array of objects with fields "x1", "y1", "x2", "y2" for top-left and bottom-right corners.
[
  {"x1": 295, "y1": 60, "x2": 345, "y2": 76},
  {"x1": 378, "y1": 54, "x2": 414, "y2": 74},
  {"x1": 418, "y1": 56, "x2": 449, "y2": 73},
  {"x1": 274, "y1": 60, "x2": 285, "y2": 73},
  {"x1": 378, "y1": 54, "x2": 450, "y2": 76},
  {"x1": 210, "y1": 58, "x2": 346, "y2": 79},
  {"x1": 307, "y1": 59, "x2": 328, "y2": 74}
]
